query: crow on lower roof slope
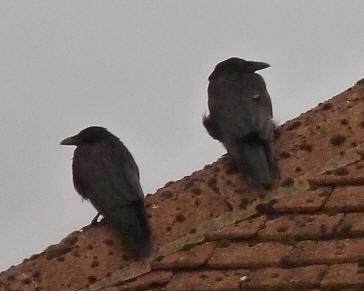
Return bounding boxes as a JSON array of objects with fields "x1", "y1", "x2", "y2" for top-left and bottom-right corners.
[
  {"x1": 61, "y1": 126, "x2": 152, "y2": 256},
  {"x1": 203, "y1": 57, "x2": 276, "y2": 186}
]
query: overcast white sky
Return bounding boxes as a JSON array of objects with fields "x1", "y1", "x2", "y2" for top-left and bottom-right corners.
[{"x1": 1, "y1": 1, "x2": 363, "y2": 271}]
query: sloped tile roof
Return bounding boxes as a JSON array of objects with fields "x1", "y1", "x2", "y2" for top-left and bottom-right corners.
[{"x1": 0, "y1": 79, "x2": 363, "y2": 291}]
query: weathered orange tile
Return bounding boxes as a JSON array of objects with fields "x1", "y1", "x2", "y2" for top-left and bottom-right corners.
[
  {"x1": 336, "y1": 213, "x2": 364, "y2": 237},
  {"x1": 273, "y1": 188, "x2": 332, "y2": 213},
  {"x1": 205, "y1": 216, "x2": 266, "y2": 241},
  {"x1": 321, "y1": 263, "x2": 364, "y2": 290},
  {"x1": 282, "y1": 238, "x2": 364, "y2": 267},
  {"x1": 324, "y1": 186, "x2": 364, "y2": 212},
  {"x1": 151, "y1": 242, "x2": 216, "y2": 270},
  {"x1": 240, "y1": 265, "x2": 327, "y2": 290},
  {"x1": 258, "y1": 213, "x2": 343, "y2": 241},
  {"x1": 120, "y1": 270, "x2": 172, "y2": 290},
  {"x1": 207, "y1": 242, "x2": 293, "y2": 269},
  {"x1": 310, "y1": 176, "x2": 364, "y2": 187},
  {"x1": 146, "y1": 185, "x2": 232, "y2": 247},
  {"x1": 274, "y1": 82, "x2": 364, "y2": 182},
  {"x1": 166, "y1": 269, "x2": 249, "y2": 291},
  {"x1": 0, "y1": 225, "x2": 136, "y2": 291}
]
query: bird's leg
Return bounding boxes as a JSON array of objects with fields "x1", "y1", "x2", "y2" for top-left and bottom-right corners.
[{"x1": 90, "y1": 213, "x2": 101, "y2": 226}]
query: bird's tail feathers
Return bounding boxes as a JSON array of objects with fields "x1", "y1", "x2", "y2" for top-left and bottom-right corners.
[
  {"x1": 227, "y1": 138, "x2": 274, "y2": 187},
  {"x1": 108, "y1": 202, "x2": 152, "y2": 257}
]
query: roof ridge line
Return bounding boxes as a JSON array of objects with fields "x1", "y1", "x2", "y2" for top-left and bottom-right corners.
[{"x1": 82, "y1": 140, "x2": 364, "y2": 291}]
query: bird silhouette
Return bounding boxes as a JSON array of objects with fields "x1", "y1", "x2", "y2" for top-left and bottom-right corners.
[
  {"x1": 61, "y1": 126, "x2": 152, "y2": 256},
  {"x1": 203, "y1": 57, "x2": 276, "y2": 186}
]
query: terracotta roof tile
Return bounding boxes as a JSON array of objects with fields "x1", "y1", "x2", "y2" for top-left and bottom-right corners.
[
  {"x1": 101, "y1": 287, "x2": 120, "y2": 291},
  {"x1": 310, "y1": 176, "x2": 364, "y2": 187},
  {"x1": 337, "y1": 213, "x2": 364, "y2": 237},
  {"x1": 240, "y1": 265, "x2": 328, "y2": 291},
  {"x1": 274, "y1": 84, "x2": 364, "y2": 182},
  {"x1": 119, "y1": 270, "x2": 172, "y2": 290},
  {"x1": 320, "y1": 263, "x2": 364, "y2": 290},
  {"x1": 207, "y1": 241, "x2": 293, "y2": 269},
  {"x1": 272, "y1": 188, "x2": 332, "y2": 213},
  {"x1": 146, "y1": 183, "x2": 232, "y2": 247},
  {"x1": 0, "y1": 225, "x2": 137, "y2": 291},
  {"x1": 151, "y1": 242, "x2": 216, "y2": 270},
  {"x1": 208, "y1": 158, "x2": 281, "y2": 211},
  {"x1": 324, "y1": 185, "x2": 364, "y2": 212},
  {"x1": 258, "y1": 213, "x2": 344, "y2": 241},
  {"x1": 165, "y1": 269, "x2": 249, "y2": 291},
  {"x1": 205, "y1": 215, "x2": 266, "y2": 241},
  {"x1": 282, "y1": 238, "x2": 364, "y2": 267}
]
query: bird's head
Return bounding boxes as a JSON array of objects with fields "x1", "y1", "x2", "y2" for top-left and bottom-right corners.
[
  {"x1": 208, "y1": 57, "x2": 270, "y2": 80},
  {"x1": 60, "y1": 126, "x2": 112, "y2": 146}
]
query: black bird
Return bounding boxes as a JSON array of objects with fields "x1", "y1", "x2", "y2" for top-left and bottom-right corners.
[
  {"x1": 203, "y1": 57, "x2": 276, "y2": 186},
  {"x1": 61, "y1": 126, "x2": 152, "y2": 256}
]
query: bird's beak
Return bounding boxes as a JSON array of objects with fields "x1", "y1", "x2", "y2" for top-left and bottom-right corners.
[
  {"x1": 60, "y1": 135, "x2": 80, "y2": 146},
  {"x1": 246, "y1": 61, "x2": 270, "y2": 72}
]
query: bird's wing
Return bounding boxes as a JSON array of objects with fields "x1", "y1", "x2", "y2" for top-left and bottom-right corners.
[
  {"x1": 207, "y1": 74, "x2": 273, "y2": 140},
  {"x1": 202, "y1": 113, "x2": 221, "y2": 140},
  {"x1": 73, "y1": 142, "x2": 143, "y2": 208},
  {"x1": 73, "y1": 142, "x2": 151, "y2": 255}
]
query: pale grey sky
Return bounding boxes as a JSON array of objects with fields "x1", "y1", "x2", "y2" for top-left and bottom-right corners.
[{"x1": 1, "y1": 1, "x2": 363, "y2": 271}]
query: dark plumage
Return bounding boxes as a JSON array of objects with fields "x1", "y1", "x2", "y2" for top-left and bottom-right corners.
[
  {"x1": 203, "y1": 57, "x2": 276, "y2": 186},
  {"x1": 61, "y1": 126, "x2": 152, "y2": 256}
]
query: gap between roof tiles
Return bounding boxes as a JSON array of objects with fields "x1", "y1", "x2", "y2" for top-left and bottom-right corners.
[
  {"x1": 332, "y1": 211, "x2": 346, "y2": 234},
  {"x1": 81, "y1": 141, "x2": 364, "y2": 291}
]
